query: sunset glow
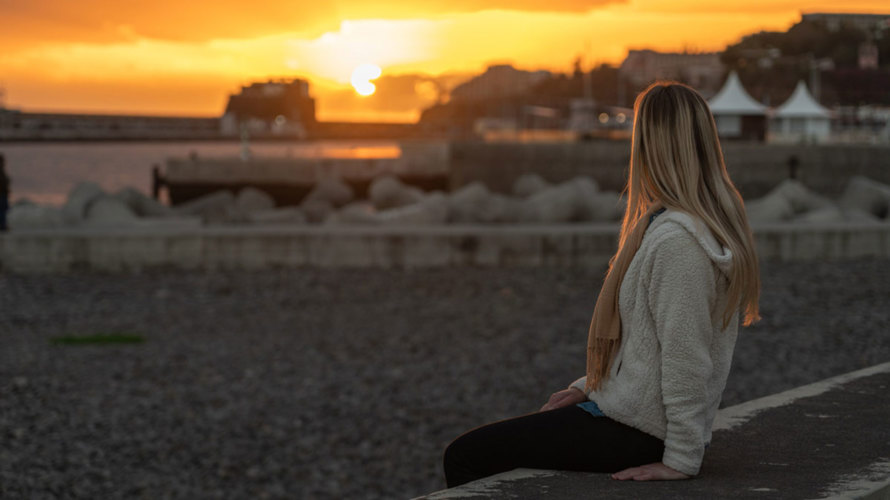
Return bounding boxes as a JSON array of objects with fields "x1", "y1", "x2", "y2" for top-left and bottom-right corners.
[{"x1": 1, "y1": 1, "x2": 888, "y2": 121}]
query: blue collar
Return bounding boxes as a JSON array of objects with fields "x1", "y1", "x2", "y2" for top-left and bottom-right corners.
[{"x1": 648, "y1": 207, "x2": 667, "y2": 225}]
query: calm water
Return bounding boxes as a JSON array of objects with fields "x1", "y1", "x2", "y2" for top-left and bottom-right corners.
[{"x1": 0, "y1": 140, "x2": 400, "y2": 205}]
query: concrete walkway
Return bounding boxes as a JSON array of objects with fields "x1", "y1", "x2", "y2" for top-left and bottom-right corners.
[{"x1": 417, "y1": 362, "x2": 890, "y2": 499}]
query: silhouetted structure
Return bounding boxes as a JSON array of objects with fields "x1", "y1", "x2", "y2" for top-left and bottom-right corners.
[
  {"x1": 619, "y1": 50, "x2": 724, "y2": 97},
  {"x1": 449, "y1": 65, "x2": 551, "y2": 102},
  {"x1": 221, "y1": 79, "x2": 316, "y2": 138}
]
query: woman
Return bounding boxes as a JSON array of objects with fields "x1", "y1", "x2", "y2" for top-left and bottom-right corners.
[{"x1": 443, "y1": 81, "x2": 761, "y2": 486}]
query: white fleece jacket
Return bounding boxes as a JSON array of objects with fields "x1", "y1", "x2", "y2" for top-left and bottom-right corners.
[{"x1": 570, "y1": 208, "x2": 739, "y2": 476}]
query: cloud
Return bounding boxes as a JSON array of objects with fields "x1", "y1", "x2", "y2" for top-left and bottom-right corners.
[{"x1": 0, "y1": 0, "x2": 622, "y2": 46}]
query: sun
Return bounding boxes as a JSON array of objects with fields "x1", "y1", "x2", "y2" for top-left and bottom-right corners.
[{"x1": 351, "y1": 63, "x2": 382, "y2": 96}]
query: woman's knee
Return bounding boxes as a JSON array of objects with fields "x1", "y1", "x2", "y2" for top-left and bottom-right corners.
[
  {"x1": 443, "y1": 434, "x2": 477, "y2": 487},
  {"x1": 443, "y1": 433, "x2": 471, "y2": 470}
]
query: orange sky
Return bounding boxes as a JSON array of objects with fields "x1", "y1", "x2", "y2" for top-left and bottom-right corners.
[{"x1": 1, "y1": 1, "x2": 887, "y2": 122}]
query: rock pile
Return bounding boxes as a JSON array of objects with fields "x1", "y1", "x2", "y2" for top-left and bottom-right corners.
[
  {"x1": 321, "y1": 174, "x2": 625, "y2": 226},
  {"x1": 745, "y1": 177, "x2": 890, "y2": 224},
  {"x1": 8, "y1": 175, "x2": 890, "y2": 231},
  {"x1": 10, "y1": 182, "x2": 177, "y2": 230}
]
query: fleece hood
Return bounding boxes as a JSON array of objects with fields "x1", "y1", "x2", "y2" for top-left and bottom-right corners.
[{"x1": 647, "y1": 208, "x2": 734, "y2": 276}]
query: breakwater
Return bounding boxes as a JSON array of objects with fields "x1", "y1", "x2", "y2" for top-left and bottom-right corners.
[{"x1": 449, "y1": 141, "x2": 890, "y2": 199}]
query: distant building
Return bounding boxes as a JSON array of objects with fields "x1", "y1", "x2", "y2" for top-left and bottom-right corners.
[
  {"x1": 221, "y1": 78, "x2": 316, "y2": 138},
  {"x1": 801, "y1": 12, "x2": 890, "y2": 33},
  {"x1": 567, "y1": 99, "x2": 597, "y2": 133},
  {"x1": 449, "y1": 64, "x2": 551, "y2": 102},
  {"x1": 619, "y1": 50, "x2": 724, "y2": 94},
  {"x1": 708, "y1": 71, "x2": 768, "y2": 141},
  {"x1": 859, "y1": 42, "x2": 879, "y2": 70},
  {"x1": 770, "y1": 81, "x2": 833, "y2": 144}
]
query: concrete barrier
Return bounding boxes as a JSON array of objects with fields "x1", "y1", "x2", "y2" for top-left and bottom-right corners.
[
  {"x1": 1, "y1": 222, "x2": 888, "y2": 273},
  {"x1": 416, "y1": 361, "x2": 890, "y2": 500},
  {"x1": 449, "y1": 141, "x2": 890, "y2": 199}
]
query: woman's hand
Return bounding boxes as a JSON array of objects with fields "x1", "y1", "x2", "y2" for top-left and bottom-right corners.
[
  {"x1": 612, "y1": 462, "x2": 691, "y2": 481},
  {"x1": 539, "y1": 387, "x2": 587, "y2": 412}
]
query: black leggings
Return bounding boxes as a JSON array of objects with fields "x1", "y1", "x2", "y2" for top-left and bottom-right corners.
[{"x1": 443, "y1": 405, "x2": 664, "y2": 487}]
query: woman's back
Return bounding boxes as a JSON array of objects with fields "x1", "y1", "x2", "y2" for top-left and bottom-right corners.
[{"x1": 572, "y1": 208, "x2": 739, "y2": 475}]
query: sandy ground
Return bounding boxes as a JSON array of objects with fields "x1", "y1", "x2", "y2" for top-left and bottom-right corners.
[{"x1": 1, "y1": 259, "x2": 889, "y2": 499}]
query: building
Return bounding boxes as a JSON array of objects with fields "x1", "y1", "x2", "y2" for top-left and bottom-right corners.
[
  {"x1": 801, "y1": 12, "x2": 890, "y2": 33},
  {"x1": 619, "y1": 50, "x2": 724, "y2": 94},
  {"x1": 708, "y1": 72, "x2": 768, "y2": 141},
  {"x1": 859, "y1": 42, "x2": 879, "y2": 70},
  {"x1": 449, "y1": 64, "x2": 551, "y2": 102},
  {"x1": 770, "y1": 81, "x2": 833, "y2": 144},
  {"x1": 221, "y1": 78, "x2": 316, "y2": 138}
]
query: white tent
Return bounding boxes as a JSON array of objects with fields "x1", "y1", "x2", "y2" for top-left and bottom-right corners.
[
  {"x1": 708, "y1": 72, "x2": 767, "y2": 140},
  {"x1": 770, "y1": 81, "x2": 832, "y2": 143}
]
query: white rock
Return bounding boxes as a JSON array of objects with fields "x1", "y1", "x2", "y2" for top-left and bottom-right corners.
[
  {"x1": 379, "y1": 193, "x2": 448, "y2": 225},
  {"x1": 174, "y1": 190, "x2": 237, "y2": 223},
  {"x1": 582, "y1": 191, "x2": 625, "y2": 222},
  {"x1": 113, "y1": 188, "x2": 173, "y2": 217},
  {"x1": 303, "y1": 177, "x2": 354, "y2": 208},
  {"x1": 794, "y1": 206, "x2": 882, "y2": 224},
  {"x1": 512, "y1": 173, "x2": 551, "y2": 199},
  {"x1": 62, "y1": 182, "x2": 104, "y2": 224},
  {"x1": 246, "y1": 207, "x2": 306, "y2": 225},
  {"x1": 326, "y1": 202, "x2": 380, "y2": 225},
  {"x1": 793, "y1": 206, "x2": 845, "y2": 224},
  {"x1": 517, "y1": 178, "x2": 599, "y2": 223},
  {"x1": 486, "y1": 194, "x2": 523, "y2": 223},
  {"x1": 369, "y1": 176, "x2": 425, "y2": 210},
  {"x1": 745, "y1": 195, "x2": 793, "y2": 223},
  {"x1": 7, "y1": 204, "x2": 64, "y2": 230},
  {"x1": 236, "y1": 187, "x2": 276, "y2": 213},
  {"x1": 84, "y1": 196, "x2": 139, "y2": 226},
  {"x1": 838, "y1": 176, "x2": 890, "y2": 219},
  {"x1": 779, "y1": 179, "x2": 833, "y2": 213},
  {"x1": 842, "y1": 208, "x2": 881, "y2": 223},
  {"x1": 131, "y1": 217, "x2": 203, "y2": 229},
  {"x1": 566, "y1": 177, "x2": 602, "y2": 221},
  {"x1": 448, "y1": 182, "x2": 495, "y2": 223},
  {"x1": 301, "y1": 199, "x2": 335, "y2": 224},
  {"x1": 518, "y1": 191, "x2": 575, "y2": 223},
  {"x1": 745, "y1": 180, "x2": 833, "y2": 223}
]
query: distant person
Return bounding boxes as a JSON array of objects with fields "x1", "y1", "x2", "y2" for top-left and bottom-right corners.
[
  {"x1": 788, "y1": 155, "x2": 800, "y2": 180},
  {"x1": 443, "y1": 82, "x2": 761, "y2": 486},
  {"x1": 0, "y1": 154, "x2": 9, "y2": 232}
]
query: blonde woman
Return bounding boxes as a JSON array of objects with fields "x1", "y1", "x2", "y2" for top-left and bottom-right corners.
[{"x1": 443, "y1": 81, "x2": 761, "y2": 486}]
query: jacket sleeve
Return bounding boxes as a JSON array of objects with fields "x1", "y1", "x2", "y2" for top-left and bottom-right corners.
[
  {"x1": 569, "y1": 376, "x2": 588, "y2": 396},
  {"x1": 646, "y1": 230, "x2": 717, "y2": 476}
]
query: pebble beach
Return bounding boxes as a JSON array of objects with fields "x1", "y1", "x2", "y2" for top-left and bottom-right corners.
[{"x1": 1, "y1": 259, "x2": 889, "y2": 499}]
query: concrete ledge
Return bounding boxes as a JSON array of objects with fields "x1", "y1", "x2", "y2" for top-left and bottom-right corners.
[
  {"x1": 1, "y1": 222, "x2": 889, "y2": 272},
  {"x1": 416, "y1": 361, "x2": 890, "y2": 500}
]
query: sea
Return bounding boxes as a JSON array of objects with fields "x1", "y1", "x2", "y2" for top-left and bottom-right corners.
[{"x1": 0, "y1": 140, "x2": 401, "y2": 205}]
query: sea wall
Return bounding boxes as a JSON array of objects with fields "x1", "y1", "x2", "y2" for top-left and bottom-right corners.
[
  {"x1": 449, "y1": 141, "x2": 890, "y2": 199},
  {"x1": 3, "y1": 222, "x2": 889, "y2": 273}
]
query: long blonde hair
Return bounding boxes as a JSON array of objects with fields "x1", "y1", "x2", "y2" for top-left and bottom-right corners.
[{"x1": 623, "y1": 81, "x2": 760, "y2": 327}]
